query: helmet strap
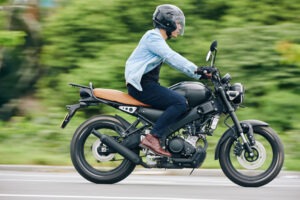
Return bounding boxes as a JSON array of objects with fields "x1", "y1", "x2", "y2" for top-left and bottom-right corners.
[{"x1": 166, "y1": 31, "x2": 172, "y2": 40}]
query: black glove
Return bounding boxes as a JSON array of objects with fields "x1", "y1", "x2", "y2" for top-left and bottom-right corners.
[{"x1": 195, "y1": 67, "x2": 215, "y2": 79}]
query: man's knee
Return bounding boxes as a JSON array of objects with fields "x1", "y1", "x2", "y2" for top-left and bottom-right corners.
[{"x1": 176, "y1": 97, "x2": 189, "y2": 113}]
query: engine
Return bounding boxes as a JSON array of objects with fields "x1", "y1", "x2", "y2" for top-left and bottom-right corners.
[
  {"x1": 143, "y1": 133, "x2": 207, "y2": 168},
  {"x1": 168, "y1": 136, "x2": 196, "y2": 157}
]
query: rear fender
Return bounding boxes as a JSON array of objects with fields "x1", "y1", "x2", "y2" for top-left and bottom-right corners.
[
  {"x1": 61, "y1": 83, "x2": 100, "y2": 128},
  {"x1": 214, "y1": 120, "x2": 269, "y2": 160},
  {"x1": 61, "y1": 102, "x2": 87, "y2": 128}
]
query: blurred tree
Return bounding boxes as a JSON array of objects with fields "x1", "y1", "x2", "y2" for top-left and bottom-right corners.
[
  {"x1": 191, "y1": 0, "x2": 230, "y2": 20},
  {"x1": 0, "y1": 0, "x2": 42, "y2": 120}
]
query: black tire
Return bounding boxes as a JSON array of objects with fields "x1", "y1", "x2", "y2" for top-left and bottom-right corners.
[
  {"x1": 70, "y1": 115, "x2": 137, "y2": 184},
  {"x1": 219, "y1": 126, "x2": 284, "y2": 187}
]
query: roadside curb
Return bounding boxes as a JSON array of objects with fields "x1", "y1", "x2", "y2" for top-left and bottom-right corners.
[{"x1": 0, "y1": 165, "x2": 299, "y2": 178}]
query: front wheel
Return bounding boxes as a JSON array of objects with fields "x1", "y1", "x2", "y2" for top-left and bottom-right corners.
[{"x1": 219, "y1": 126, "x2": 284, "y2": 187}]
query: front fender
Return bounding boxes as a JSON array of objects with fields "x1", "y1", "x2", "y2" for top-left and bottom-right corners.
[{"x1": 214, "y1": 119, "x2": 268, "y2": 160}]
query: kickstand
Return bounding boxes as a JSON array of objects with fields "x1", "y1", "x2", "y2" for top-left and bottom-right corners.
[{"x1": 189, "y1": 168, "x2": 195, "y2": 175}]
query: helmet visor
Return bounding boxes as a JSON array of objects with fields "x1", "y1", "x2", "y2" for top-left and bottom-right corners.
[{"x1": 174, "y1": 14, "x2": 185, "y2": 35}]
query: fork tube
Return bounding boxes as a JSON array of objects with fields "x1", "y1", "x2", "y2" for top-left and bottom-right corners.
[{"x1": 218, "y1": 87, "x2": 253, "y2": 155}]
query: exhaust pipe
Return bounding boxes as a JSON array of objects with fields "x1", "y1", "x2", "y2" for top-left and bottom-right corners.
[{"x1": 92, "y1": 129, "x2": 142, "y2": 165}]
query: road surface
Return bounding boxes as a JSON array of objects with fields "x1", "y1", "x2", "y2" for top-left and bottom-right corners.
[{"x1": 0, "y1": 166, "x2": 299, "y2": 200}]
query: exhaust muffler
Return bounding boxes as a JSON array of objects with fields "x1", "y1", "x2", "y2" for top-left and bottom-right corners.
[{"x1": 92, "y1": 129, "x2": 142, "y2": 165}]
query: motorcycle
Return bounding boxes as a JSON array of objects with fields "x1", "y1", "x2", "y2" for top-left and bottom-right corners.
[{"x1": 61, "y1": 41, "x2": 284, "y2": 187}]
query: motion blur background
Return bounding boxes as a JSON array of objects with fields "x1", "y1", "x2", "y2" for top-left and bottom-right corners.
[{"x1": 0, "y1": 0, "x2": 299, "y2": 170}]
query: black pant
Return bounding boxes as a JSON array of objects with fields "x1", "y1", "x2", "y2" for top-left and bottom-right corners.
[{"x1": 128, "y1": 81, "x2": 188, "y2": 138}]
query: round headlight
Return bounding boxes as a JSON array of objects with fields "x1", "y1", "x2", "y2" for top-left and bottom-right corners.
[
  {"x1": 221, "y1": 73, "x2": 231, "y2": 84},
  {"x1": 229, "y1": 83, "x2": 244, "y2": 105}
]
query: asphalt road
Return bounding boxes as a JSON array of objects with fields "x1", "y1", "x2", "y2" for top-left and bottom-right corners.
[{"x1": 0, "y1": 166, "x2": 299, "y2": 200}]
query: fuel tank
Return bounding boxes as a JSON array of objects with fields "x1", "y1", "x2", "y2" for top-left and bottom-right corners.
[{"x1": 169, "y1": 82, "x2": 212, "y2": 107}]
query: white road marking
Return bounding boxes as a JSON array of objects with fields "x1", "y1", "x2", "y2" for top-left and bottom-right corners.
[{"x1": 0, "y1": 194, "x2": 219, "y2": 200}]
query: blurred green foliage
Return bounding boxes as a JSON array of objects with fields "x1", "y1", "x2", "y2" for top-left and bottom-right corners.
[
  {"x1": 0, "y1": 3, "x2": 42, "y2": 120},
  {"x1": 0, "y1": 0, "x2": 299, "y2": 170},
  {"x1": 0, "y1": 31, "x2": 25, "y2": 46}
]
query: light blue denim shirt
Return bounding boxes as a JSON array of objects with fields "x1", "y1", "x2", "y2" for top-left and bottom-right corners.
[{"x1": 125, "y1": 28, "x2": 201, "y2": 91}]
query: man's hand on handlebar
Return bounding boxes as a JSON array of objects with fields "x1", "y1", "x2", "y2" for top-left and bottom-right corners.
[{"x1": 195, "y1": 66, "x2": 216, "y2": 79}]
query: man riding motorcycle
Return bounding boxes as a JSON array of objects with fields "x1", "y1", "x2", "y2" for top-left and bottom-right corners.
[{"x1": 125, "y1": 4, "x2": 212, "y2": 157}]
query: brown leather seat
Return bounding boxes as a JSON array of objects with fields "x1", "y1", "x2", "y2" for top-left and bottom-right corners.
[{"x1": 93, "y1": 88, "x2": 150, "y2": 107}]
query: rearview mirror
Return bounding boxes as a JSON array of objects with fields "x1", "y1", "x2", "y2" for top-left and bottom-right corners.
[
  {"x1": 206, "y1": 51, "x2": 212, "y2": 62},
  {"x1": 206, "y1": 40, "x2": 218, "y2": 64},
  {"x1": 210, "y1": 40, "x2": 218, "y2": 51}
]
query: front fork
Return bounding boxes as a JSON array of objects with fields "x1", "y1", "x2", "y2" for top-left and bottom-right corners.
[
  {"x1": 218, "y1": 87, "x2": 255, "y2": 156},
  {"x1": 232, "y1": 116, "x2": 255, "y2": 157}
]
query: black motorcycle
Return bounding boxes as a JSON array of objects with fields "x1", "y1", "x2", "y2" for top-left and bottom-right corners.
[{"x1": 61, "y1": 41, "x2": 284, "y2": 187}]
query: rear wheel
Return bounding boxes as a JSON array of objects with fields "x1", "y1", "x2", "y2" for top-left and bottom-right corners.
[
  {"x1": 70, "y1": 115, "x2": 137, "y2": 184},
  {"x1": 219, "y1": 126, "x2": 284, "y2": 187}
]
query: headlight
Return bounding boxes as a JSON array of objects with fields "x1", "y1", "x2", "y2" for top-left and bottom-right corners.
[
  {"x1": 227, "y1": 83, "x2": 244, "y2": 105},
  {"x1": 221, "y1": 73, "x2": 231, "y2": 84}
]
